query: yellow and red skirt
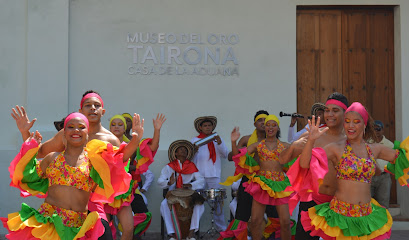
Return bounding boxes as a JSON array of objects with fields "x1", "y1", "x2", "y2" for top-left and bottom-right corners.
[
  {"x1": 301, "y1": 197, "x2": 392, "y2": 240},
  {"x1": 1, "y1": 202, "x2": 104, "y2": 240}
]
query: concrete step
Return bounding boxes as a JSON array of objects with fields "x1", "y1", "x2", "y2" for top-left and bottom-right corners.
[
  {"x1": 392, "y1": 214, "x2": 409, "y2": 230},
  {"x1": 389, "y1": 207, "x2": 401, "y2": 217}
]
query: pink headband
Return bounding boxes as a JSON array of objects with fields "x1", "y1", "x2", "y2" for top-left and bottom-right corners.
[
  {"x1": 326, "y1": 99, "x2": 348, "y2": 110},
  {"x1": 64, "y1": 112, "x2": 89, "y2": 129},
  {"x1": 345, "y1": 102, "x2": 369, "y2": 125},
  {"x1": 80, "y1": 93, "x2": 104, "y2": 109}
]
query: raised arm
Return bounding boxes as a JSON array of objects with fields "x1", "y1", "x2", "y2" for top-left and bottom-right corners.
[
  {"x1": 279, "y1": 136, "x2": 307, "y2": 164},
  {"x1": 228, "y1": 135, "x2": 249, "y2": 161},
  {"x1": 374, "y1": 143, "x2": 399, "y2": 163},
  {"x1": 299, "y1": 116, "x2": 328, "y2": 168},
  {"x1": 148, "y1": 113, "x2": 166, "y2": 152},
  {"x1": 231, "y1": 127, "x2": 241, "y2": 156},
  {"x1": 122, "y1": 113, "x2": 144, "y2": 162},
  {"x1": 37, "y1": 130, "x2": 65, "y2": 158},
  {"x1": 11, "y1": 105, "x2": 37, "y2": 141}
]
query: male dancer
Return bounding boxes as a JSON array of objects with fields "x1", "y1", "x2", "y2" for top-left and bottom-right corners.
[
  {"x1": 11, "y1": 90, "x2": 143, "y2": 240},
  {"x1": 280, "y1": 92, "x2": 349, "y2": 240}
]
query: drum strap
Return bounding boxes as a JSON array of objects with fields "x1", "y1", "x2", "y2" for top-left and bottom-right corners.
[{"x1": 170, "y1": 205, "x2": 182, "y2": 240}]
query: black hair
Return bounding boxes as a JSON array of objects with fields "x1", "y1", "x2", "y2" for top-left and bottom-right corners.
[
  {"x1": 82, "y1": 90, "x2": 101, "y2": 98},
  {"x1": 276, "y1": 129, "x2": 281, "y2": 139},
  {"x1": 326, "y1": 92, "x2": 349, "y2": 110},
  {"x1": 200, "y1": 119, "x2": 213, "y2": 126},
  {"x1": 253, "y1": 110, "x2": 269, "y2": 121}
]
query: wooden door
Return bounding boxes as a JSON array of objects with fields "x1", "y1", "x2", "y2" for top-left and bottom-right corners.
[{"x1": 296, "y1": 7, "x2": 396, "y2": 203}]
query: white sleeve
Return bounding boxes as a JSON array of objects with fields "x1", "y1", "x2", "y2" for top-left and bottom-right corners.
[
  {"x1": 191, "y1": 172, "x2": 205, "y2": 190},
  {"x1": 157, "y1": 165, "x2": 174, "y2": 189},
  {"x1": 292, "y1": 125, "x2": 308, "y2": 142},
  {"x1": 142, "y1": 169, "x2": 154, "y2": 191},
  {"x1": 216, "y1": 136, "x2": 229, "y2": 158},
  {"x1": 288, "y1": 126, "x2": 295, "y2": 143}
]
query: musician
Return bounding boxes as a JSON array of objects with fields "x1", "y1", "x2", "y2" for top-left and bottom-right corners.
[
  {"x1": 287, "y1": 102, "x2": 326, "y2": 143},
  {"x1": 158, "y1": 140, "x2": 205, "y2": 240},
  {"x1": 191, "y1": 116, "x2": 229, "y2": 231}
]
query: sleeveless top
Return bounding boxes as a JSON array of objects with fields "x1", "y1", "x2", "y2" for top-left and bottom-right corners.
[
  {"x1": 257, "y1": 139, "x2": 285, "y2": 162},
  {"x1": 45, "y1": 151, "x2": 95, "y2": 192},
  {"x1": 336, "y1": 141, "x2": 376, "y2": 183}
]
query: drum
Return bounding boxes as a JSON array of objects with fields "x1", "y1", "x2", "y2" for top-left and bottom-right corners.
[
  {"x1": 166, "y1": 189, "x2": 204, "y2": 239},
  {"x1": 200, "y1": 188, "x2": 227, "y2": 202}
]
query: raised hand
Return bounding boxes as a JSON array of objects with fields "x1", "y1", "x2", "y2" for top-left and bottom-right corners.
[
  {"x1": 27, "y1": 130, "x2": 42, "y2": 145},
  {"x1": 131, "y1": 113, "x2": 144, "y2": 140},
  {"x1": 168, "y1": 173, "x2": 176, "y2": 186},
  {"x1": 231, "y1": 127, "x2": 240, "y2": 142},
  {"x1": 306, "y1": 115, "x2": 328, "y2": 141},
  {"x1": 153, "y1": 113, "x2": 166, "y2": 130},
  {"x1": 11, "y1": 106, "x2": 37, "y2": 134}
]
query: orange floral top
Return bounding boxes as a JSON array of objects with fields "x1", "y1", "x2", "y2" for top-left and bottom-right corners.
[
  {"x1": 256, "y1": 140, "x2": 285, "y2": 162},
  {"x1": 37, "y1": 151, "x2": 95, "y2": 192}
]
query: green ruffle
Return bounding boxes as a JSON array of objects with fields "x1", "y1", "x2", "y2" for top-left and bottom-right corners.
[
  {"x1": 134, "y1": 212, "x2": 152, "y2": 235},
  {"x1": 21, "y1": 154, "x2": 49, "y2": 194},
  {"x1": 90, "y1": 167, "x2": 104, "y2": 189},
  {"x1": 385, "y1": 140, "x2": 409, "y2": 183},
  {"x1": 314, "y1": 202, "x2": 388, "y2": 237},
  {"x1": 114, "y1": 179, "x2": 135, "y2": 200},
  {"x1": 283, "y1": 157, "x2": 297, "y2": 171},
  {"x1": 245, "y1": 153, "x2": 259, "y2": 167},
  {"x1": 252, "y1": 174, "x2": 292, "y2": 192},
  {"x1": 19, "y1": 203, "x2": 82, "y2": 240}
]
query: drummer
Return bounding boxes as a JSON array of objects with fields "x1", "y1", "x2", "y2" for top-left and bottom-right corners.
[
  {"x1": 191, "y1": 116, "x2": 229, "y2": 232},
  {"x1": 158, "y1": 140, "x2": 205, "y2": 240}
]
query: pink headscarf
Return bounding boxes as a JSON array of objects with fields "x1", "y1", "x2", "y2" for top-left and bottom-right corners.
[
  {"x1": 325, "y1": 99, "x2": 348, "y2": 110},
  {"x1": 345, "y1": 102, "x2": 369, "y2": 125},
  {"x1": 80, "y1": 93, "x2": 104, "y2": 109},
  {"x1": 64, "y1": 112, "x2": 89, "y2": 129}
]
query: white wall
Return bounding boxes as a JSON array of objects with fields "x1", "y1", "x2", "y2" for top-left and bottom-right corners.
[{"x1": 0, "y1": 0, "x2": 408, "y2": 234}]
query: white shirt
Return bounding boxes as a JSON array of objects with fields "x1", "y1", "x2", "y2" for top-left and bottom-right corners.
[
  {"x1": 190, "y1": 135, "x2": 229, "y2": 178},
  {"x1": 140, "y1": 169, "x2": 154, "y2": 192},
  {"x1": 376, "y1": 136, "x2": 394, "y2": 172},
  {"x1": 157, "y1": 159, "x2": 205, "y2": 191},
  {"x1": 288, "y1": 125, "x2": 308, "y2": 143}
]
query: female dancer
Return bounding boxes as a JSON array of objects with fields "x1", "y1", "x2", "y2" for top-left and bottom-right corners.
[
  {"x1": 300, "y1": 102, "x2": 409, "y2": 239},
  {"x1": 108, "y1": 114, "x2": 165, "y2": 239},
  {"x1": 1, "y1": 112, "x2": 143, "y2": 239},
  {"x1": 231, "y1": 115, "x2": 294, "y2": 240}
]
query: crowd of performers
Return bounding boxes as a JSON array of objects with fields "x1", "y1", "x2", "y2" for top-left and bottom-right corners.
[{"x1": 1, "y1": 90, "x2": 409, "y2": 240}]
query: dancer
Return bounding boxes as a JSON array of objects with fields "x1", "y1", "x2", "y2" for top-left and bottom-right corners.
[
  {"x1": 231, "y1": 115, "x2": 294, "y2": 240},
  {"x1": 299, "y1": 102, "x2": 408, "y2": 239},
  {"x1": 2, "y1": 112, "x2": 143, "y2": 239},
  {"x1": 281, "y1": 92, "x2": 348, "y2": 240},
  {"x1": 108, "y1": 114, "x2": 165, "y2": 239},
  {"x1": 11, "y1": 90, "x2": 143, "y2": 240},
  {"x1": 221, "y1": 110, "x2": 281, "y2": 240}
]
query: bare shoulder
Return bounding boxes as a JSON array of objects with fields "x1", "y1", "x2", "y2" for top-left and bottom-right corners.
[
  {"x1": 91, "y1": 128, "x2": 121, "y2": 147},
  {"x1": 281, "y1": 141, "x2": 290, "y2": 148},
  {"x1": 41, "y1": 152, "x2": 59, "y2": 167}
]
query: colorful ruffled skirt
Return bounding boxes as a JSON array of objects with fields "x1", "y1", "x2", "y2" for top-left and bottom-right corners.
[
  {"x1": 243, "y1": 170, "x2": 295, "y2": 205},
  {"x1": 301, "y1": 197, "x2": 392, "y2": 240},
  {"x1": 1, "y1": 202, "x2": 104, "y2": 240}
]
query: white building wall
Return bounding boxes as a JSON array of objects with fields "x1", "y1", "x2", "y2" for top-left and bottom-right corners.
[{"x1": 0, "y1": 0, "x2": 408, "y2": 234}]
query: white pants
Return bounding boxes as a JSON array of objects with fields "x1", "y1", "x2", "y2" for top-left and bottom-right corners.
[
  {"x1": 229, "y1": 197, "x2": 237, "y2": 218},
  {"x1": 205, "y1": 177, "x2": 227, "y2": 231},
  {"x1": 160, "y1": 199, "x2": 204, "y2": 235}
]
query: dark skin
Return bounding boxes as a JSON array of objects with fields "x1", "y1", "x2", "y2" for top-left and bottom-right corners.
[
  {"x1": 167, "y1": 146, "x2": 195, "y2": 239},
  {"x1": 227, "y1": 116, "x2": 266, "y2": 162}
]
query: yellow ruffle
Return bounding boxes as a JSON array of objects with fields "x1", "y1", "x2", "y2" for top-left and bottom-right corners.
[
  {"x1": 12, "y1": 147, "x2": 45, "y2": 196},
  {"x1": 86, "y1": 140, "x2": 119, "y2": 199},
  {"x1": 237, "y1": 155, "x2": 260, "y2": 174},
  {"x1": 108, "y1": 192, "x2": 133, "y2": 208},
  {"x1": 308, "y1": 199, "x2": 392, "y2": 240},
  {"x1": 7, "y1": 211, "x2": 100, "y2": 240},
  {"x1": 249, "y1": 174, "x2": 293, "y2": 199},
  {"x1": 220, "y1": 173, "x2": 244, "y2": 186}
]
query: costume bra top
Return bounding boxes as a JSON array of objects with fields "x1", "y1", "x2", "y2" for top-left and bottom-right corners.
[
  {"x1": 336, "y1": 141, "x2": 376, "y2": 183},
  {"x1": 45, "y1": 151, "x2": 95, "y2": 192},
  {"x1": 257, "y1": 139, "x2": 285, "y2": 162}
]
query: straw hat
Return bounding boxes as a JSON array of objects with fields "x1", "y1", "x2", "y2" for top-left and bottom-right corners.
[
  {"x1": 168, "y1": 140, "x2": 195, "y2": 162},
  {"x1": 194, "y1": 116, "x2": 217, "y2": 133},
  {"x1": 310, "y1": 102, "x2": 326, "y2": 116}
]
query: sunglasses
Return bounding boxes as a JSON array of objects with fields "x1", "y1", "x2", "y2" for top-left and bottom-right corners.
[{"x1": 374, "y1": 127, "x2": 382, "y2": 131}]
